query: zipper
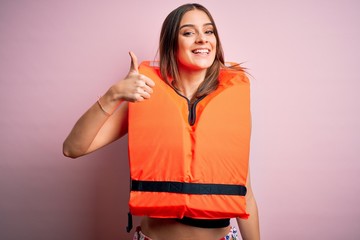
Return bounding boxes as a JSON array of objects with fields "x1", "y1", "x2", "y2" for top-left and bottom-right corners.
[
  {"x1": 173, "y1": 89, "x2": 206, "y2": 126},
  {"x1": 188, "y1": 95, "x2": 206, "y2": 125}
]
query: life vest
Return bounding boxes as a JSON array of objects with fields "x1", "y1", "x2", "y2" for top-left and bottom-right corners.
[{"x1": 128, "y1": 61, "x2": 251, "y2": 220}]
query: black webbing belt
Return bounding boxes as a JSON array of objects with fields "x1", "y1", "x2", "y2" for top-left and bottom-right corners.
[
  {"x1": 126, "y1": 180, "x2": 247, "y2": 232},
  {"x1": 131, "y1": 180, "x2": 247, "y2": 196}
]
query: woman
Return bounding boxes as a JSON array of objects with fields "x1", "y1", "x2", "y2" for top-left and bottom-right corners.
[{"x1": 63, "y1": 3, "x2": 260, "y2": 240}]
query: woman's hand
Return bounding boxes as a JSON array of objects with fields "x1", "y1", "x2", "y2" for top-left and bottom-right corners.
[{"x1": 107, "y1": 51, "x2": 155, "y2": 103}]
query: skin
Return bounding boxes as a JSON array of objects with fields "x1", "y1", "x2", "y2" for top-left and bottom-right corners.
[
  {"x1": 63, "y1": 9, "x2": 260, "y2": 240},
  {"x1": 175, "y1": 9, "x2": 217, "y2": 100}
]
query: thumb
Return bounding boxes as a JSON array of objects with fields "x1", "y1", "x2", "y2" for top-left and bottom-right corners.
[{"x1": 129, "y1": 51, "x2": 139, "y2": 73}]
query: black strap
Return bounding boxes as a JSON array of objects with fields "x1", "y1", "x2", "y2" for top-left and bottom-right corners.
[
  {"x1": 126, "y1": 177, "x2": 133, "y2": 232},
  {"x1": 131, "y1": 180, "x2": 247, "y2": 196},
  {"x1": 176, "y1": 217, "x2": 230, "y2": 228},
  {"x1": 126, "y1": 212, "x2": 133, "y2": 232}
]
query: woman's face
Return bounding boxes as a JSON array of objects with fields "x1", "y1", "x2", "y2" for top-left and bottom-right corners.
[{"x1": 177, "y1": 9, "x2": 217, "y2": 72}]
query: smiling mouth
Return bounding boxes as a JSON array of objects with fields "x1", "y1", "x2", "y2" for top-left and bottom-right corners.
[{"x1": 192, "y1": 49, "x2": 210, "y2": 54}]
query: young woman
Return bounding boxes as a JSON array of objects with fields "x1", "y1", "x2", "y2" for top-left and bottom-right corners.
[{"x1": 63, "y1": 3, "x2": 260, "y2": 240}]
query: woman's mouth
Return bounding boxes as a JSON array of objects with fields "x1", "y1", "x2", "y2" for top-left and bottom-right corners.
[{"x1": 192, "y1": 48, "x2": 210, "y2": 54}]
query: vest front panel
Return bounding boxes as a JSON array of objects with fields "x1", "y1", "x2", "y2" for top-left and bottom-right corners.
[{"x1": 128, "y1": 61, "x2": 251, "y2": 219}]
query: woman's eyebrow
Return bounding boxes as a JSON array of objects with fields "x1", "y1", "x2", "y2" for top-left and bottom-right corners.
[{"x1": 179, "y1": 23, "x2": 213, "y2": 29}]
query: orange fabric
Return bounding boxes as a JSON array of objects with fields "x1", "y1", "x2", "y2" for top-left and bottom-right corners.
[{"x1": 128, "y1": 61, "x2": 251, "y2": 219}]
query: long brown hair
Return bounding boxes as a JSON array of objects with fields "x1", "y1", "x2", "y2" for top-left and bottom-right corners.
[{"x1": 159, "y1": 3, "x2": 225, "y2": 101}]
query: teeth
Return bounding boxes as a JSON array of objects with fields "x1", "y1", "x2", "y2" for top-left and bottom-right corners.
[{"x1": 193, "y1": 49, "x2": 209, "y2": 54}]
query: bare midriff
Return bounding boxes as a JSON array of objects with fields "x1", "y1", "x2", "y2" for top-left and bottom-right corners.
[{"x1": 140, "y1": 217, "x2": 230, "y2": 240}]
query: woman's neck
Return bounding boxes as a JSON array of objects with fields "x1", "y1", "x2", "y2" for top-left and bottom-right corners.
[{"x1": 175, "y1": 68, "x2": 207, "y2": 100}]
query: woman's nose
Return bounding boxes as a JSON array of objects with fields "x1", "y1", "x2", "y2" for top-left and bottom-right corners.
[{"x1": 196, "y1": 33, "x2": 208, "y2": 43}]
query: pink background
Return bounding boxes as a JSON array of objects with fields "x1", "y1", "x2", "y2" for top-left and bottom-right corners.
[{"x1": 1, "y1": 0, "x2": 359, "y2": 239}]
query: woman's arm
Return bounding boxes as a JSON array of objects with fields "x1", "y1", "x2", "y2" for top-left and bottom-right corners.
[
  {"x1": 62, "y1": 97, "x2": 127, "y2": 158},
  {"x1": 237, "y1": 170, "x2": 260, "y2": 240},
  {"x1": 63, "y1": 52, "x2": 155, "y2": 158}
]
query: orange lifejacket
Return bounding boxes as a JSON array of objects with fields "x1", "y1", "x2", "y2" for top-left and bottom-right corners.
[{"x1": 128, "y1": 61, "x2": 251, "y2": 220}]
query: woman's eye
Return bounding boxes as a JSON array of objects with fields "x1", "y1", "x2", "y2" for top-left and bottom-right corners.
[
  {"x1": 183, "y1": 31, "x2": 194, "y2": 36},
  {"x1": 205, "y1": 30, "x2": 214, "y2": 35}
]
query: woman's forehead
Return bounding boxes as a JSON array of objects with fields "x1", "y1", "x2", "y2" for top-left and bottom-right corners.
[{"x1": 180, "y1": 10, "x2": 212, "y2": 27}]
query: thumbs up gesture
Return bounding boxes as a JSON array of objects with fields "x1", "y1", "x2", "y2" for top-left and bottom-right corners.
[{"x1": 110, "y1": 52, "x2": 155, "y2": 102}]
